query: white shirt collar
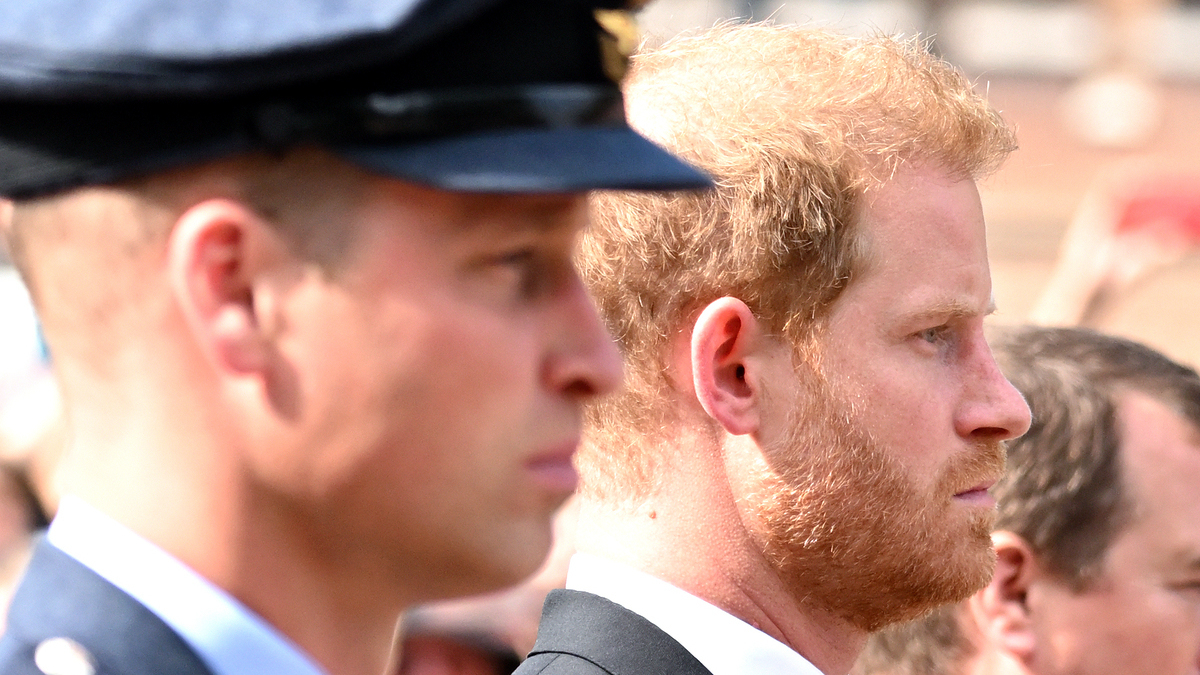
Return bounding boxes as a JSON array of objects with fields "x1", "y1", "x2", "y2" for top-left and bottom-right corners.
[
  {"x1": 566, "y1": 552, "x2": 825, "y2": 675},
  {"x1": 47, "y1": 496, "x2": 328, "y2": 675}
]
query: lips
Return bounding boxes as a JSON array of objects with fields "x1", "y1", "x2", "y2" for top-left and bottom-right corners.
[
  {"x1": 526, "y1": 440, "x2": 580, "y2": 493},
  {"x1": 956, "y1": 479, "x2": 996, "y2": 495},
  {"x1": 953, "y1": 480, "x2": 997, "y2": 506}
]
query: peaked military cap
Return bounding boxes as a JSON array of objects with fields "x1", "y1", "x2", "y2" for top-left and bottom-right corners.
[{"x1": 0, "y1": 0, "x2": 710, "y2": 197}]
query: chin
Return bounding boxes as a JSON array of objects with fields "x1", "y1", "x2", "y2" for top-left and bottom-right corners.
[
  {"x1": 843, "y1": 515, "x2": 1000, "y2": 632},
  {"x1": 925, "y1": 516, "x2": 998, "y2": 597},
  {"x1": 949, "y1": 538, "x2": 998, "y2": 595},
  {"x1": 847, "y1": 549, "x2": 994, "y2": 632},
  {"x1": 465, "y1": 528, "x2": 554, "y2": 595}
]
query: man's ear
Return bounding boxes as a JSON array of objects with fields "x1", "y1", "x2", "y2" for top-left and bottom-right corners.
[
  {"x1": 690, "y1": 297, "x2": 764, "y2": 436},
  {"x1": 167, "y1": 198, "x2": 285, "y2": 375},
  {"x1": 968, "y1": 530, "x2": 1039, "y2": 662}
]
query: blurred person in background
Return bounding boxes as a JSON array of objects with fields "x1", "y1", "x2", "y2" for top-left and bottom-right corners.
[
  {"x1": 853, "y1": 325, "x2": 1200, "y2": 675},
  {"x1": 0, "y1": 440, "x2": 52, "y2": 635},
  {"x1": 0, "y1": 225, "x2": 62, "y2": 630},
  {"x1": 0, "y1": 2, "x2": 709, "y2": 675},
  {"x1": 1031, "y1": 160, "x2": 1200, "y2": 327},
  {"x1": 516, "y1": 24, "x2": 1030, "y2": 675},
  {"x1": 0, "y1": 370, "x2": 66, "y2": 634}
]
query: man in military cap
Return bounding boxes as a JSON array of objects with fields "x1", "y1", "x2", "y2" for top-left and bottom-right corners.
[{"x1": 0, "y1": 2, "x2": 707, "y2": 675}]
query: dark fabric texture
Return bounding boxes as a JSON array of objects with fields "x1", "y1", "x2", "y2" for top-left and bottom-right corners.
[
  {"x1": 0, "y1": 0, "x2": 494, "y2": 96},
  {"x1": 515, "y1": 589, "x2": 714, "y2": 675},
  {"x1": 0, "y1": 0, "x2": 710, "y2": 198},
  {"x1": 0, "y1": 539, "x2": 214, "y2": 675}
]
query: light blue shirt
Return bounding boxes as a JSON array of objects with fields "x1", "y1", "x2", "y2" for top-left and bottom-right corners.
[
  {"x1": 47, "y1": 496, "x2": 328, "y2": 675},
  {"x1": 567, "y1": 552, "x2": 825, "y2": 675}
]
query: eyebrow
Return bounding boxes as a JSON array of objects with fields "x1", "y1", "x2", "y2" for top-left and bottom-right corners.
[
  {"x1": 465, "y1": 195, "x2": 583, "y2": 232},
  {"x1": 903, "y1": 296, "x2": 998, "y2": 324}
]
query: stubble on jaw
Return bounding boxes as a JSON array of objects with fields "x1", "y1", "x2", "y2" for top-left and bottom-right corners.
[{"x1": 742, "y1": 366, "x2": 1004, "y2": 632}]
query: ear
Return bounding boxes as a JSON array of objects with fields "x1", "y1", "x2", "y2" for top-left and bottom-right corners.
[
  {"x1": 967, "y1": 530, "x2": 1039, "y2": 662},
  {"x1": 167, "y1": 199, "x2": 284, "y2": 376},
  {"x1": 690, "y1": 297, "x2": 764, "y2": 436}
]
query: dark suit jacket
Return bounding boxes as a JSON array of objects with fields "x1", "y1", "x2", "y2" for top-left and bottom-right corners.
[
  {"x1": 0, "y1": 539, "x2": 213, "y2": 675},
  {"x1": 515, "y1": 589, "x2": 714, "y2": 675}
]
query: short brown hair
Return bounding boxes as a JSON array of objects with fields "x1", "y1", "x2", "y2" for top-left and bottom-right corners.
[
  {"x1": 577, "y1": 24, "x2": 1015, "y2": 499},
  {"x1": 3, "y1": 150, "x2": 366, "y2": 374},
  {"x1": 990, "y1": 326, "x2": 1200, "y2": 586},
  {"x1": 854, "y1": 325, "x2": 1200, "y2": 675}
]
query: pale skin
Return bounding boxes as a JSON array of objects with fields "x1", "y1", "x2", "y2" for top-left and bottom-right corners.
[
  {"x1": 963, "y1": 390, "x2": 1200, "y2": 675},
  {"x1": 6, "y1": 152, "x2": 622, "y2": 675},
  {"x1": 395, "y1": 495, "x2": 582, "y2": 672},
  {"x1": 575, "y1": 162, "x2": 1030, "y2": 675}
]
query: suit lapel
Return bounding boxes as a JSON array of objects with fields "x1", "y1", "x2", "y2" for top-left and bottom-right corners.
[
  {"x1": 2, "y1": 539, "x2": 214, "y2": 675},
  {"x1": 527, "y1": 589, "x2": 714, "y2": 675}
]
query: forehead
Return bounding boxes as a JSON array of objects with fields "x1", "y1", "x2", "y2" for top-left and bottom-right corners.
[
  {"x1": 855, "y1": 164, "x2": 986, "y2": 264},
  {"x1": 833, "y1": 163, "x2": 991, "y2": 319},
  {"x1": 1117, "y1": 391, "x2": 1200, "y2": 511},
  {"x1": 354, "y1": 177, "x2": 591, "y2": 237},
  {"x1": 1114, "y1": 390, "x2": 1200, "y2": 554}
]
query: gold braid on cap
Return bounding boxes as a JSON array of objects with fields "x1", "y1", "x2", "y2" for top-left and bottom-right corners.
[{"x1": 595, "y1": 5, "x2": 643, "y2": 84}]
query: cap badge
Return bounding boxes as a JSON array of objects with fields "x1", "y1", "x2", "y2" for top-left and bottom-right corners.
[{"x1": 595, "y1": 9, "x2": 641, "y2": 84}]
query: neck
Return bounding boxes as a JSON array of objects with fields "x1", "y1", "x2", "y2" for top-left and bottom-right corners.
[
  {"x1": 221, "y1": 493, "x2": 404, "y2": 675},
  {"x1": 575, "y1": 463, "x2": 867, "y2": 675},
  {"x1": 57, "y1": 379, "x2": 406, "y2": 675},
  {"x1": 62, "y1": 443, "x2": 405, "y2": 675}
]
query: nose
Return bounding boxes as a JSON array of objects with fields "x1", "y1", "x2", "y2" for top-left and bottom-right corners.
[
  {"x1": 955, "y1": 334, "x2": 1032, "y2": 442},
  {"x1": 543, "y1": 271, "x2": 623, "y2": 400}
]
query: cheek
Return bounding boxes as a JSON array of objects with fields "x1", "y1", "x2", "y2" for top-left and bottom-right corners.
[
  {"x1": 1119, "y1": 587, "x2": 1200, "y2": 673},
  {"x1": 1038, "y1": 582, "x2": 1200, "y2": 675},
  {"x1": 270, "y1": 282, "x2": 541, "y2": 490},
  {"x1": 835, "y1": 367, "x2": 956, "y2": 479},
  {"x1": 358, "y1": 300, "x2": 543, "y2": 466},
  {"x1": 295, "y1": 304, "x2": 547, "y2": 537}
]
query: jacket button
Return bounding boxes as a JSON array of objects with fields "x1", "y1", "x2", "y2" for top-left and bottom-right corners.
[{"x1": 33, "y1": 637, "x2": 95, "y2": 675}]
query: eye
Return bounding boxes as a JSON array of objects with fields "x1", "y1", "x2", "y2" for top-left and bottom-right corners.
[
  {"x1": 916, "y1": 325, "x2": 949, "y2": 344},
  {"x1": 466, "y1": 230, "x2": 576, "y2": 305},
  {"x1": 492, "y1": 248, "x2": 539, "y2": 291},
  {"x1": 495, "y1": 248, "x2": 535, "y2": 270},
  {"x1": 488, "y1": 246, "x2": 567, "y2": 301}
]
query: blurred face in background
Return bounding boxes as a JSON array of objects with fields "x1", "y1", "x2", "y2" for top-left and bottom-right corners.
[{"x1": 1026, "y1": 390, "x2": 1200, "y2": 675}]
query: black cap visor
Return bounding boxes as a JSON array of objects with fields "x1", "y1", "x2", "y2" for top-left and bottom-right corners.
[
  {"x1": 0, "y1": 83, "x2": 710, "y2": 198},
  {"x1": 338, "y1": 126, "x2": 710, "y2": 193},
  {"x1": 0, "y1": 0, "x2": 713, "y2": 198}
]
